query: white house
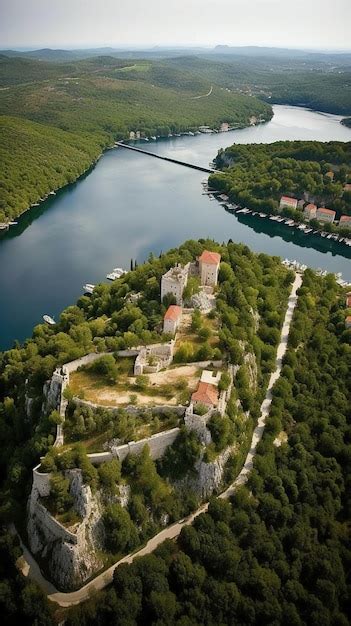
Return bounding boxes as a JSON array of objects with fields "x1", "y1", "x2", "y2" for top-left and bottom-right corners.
[
  {"x1": 198, "y1": 250, "x2": 221, "y2": 287},
  {"x1": 161, "y1": 263, "x2": 188, "y2": 305},
  {"x1": 163, "y1": 305, "x2": 182, "y2": 335}
]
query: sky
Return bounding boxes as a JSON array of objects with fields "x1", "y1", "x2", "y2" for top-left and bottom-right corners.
[{"x1": 0, "y1": 0, "x2": 350, "y2": 51}]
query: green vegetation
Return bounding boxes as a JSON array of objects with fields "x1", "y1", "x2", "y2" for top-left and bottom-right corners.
[
  {"x1": 66, "y1": 268, "x2": 351, "y2": 626},
  {"x1": 165, "y1": 55, "x2": 351, "y2": 116},
  {"x1": 0, "y1": 55, "x2": 271, "y2": 222},
  {"x1": 210, "y1": 140, "x2": 351, "y2": 232},
  {"x1": 63, "y1": 402, "x2": 179, "y2": 451}
]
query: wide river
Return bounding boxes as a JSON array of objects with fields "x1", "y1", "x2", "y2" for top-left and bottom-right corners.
[{"x1": 1, "y1": 105, "x2": 351, "y2": 350}]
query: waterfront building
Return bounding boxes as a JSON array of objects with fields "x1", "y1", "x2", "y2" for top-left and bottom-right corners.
[
  {"x1": 280, "y1": 196, "x2": 298, "y2": 210},
  {"x1": 344, "y1": 183, "x2": 351, "y2": 192},
  {"x1": 316, "y1": 207, "x2": 336, "y2": 223},
  {"x1": 129, "y1": 131, "x2": 136, "y2": 140},
  {"x1": 297, "y1": 199, "x2": 305, "y2": 209},
  {"x1": 304, "y1": 203, "x2": 317, "y2": 220},
  {"x1": 220, "y1": 122, "x2": 229, "y2": 132},
  {"x1": 346, "y1": 293, "x2": 351, "y2": 308},
  {"x1": 191, "y1": 382, "x2": 219, "y2": 409},
  {"x1": 339, "y1": 215, "x2": 351, "y2": 229},
  {"x1": 199, "y1": 250, "x2": 221, "y2": 286},
  {"x1": 161, "y1": 264, "x2": 188, "y2": 305},
  {"x1": 163, "y1": 305, "x2": 182, "y2": 335},
  {"x1": 345, "y1": 316, "x2": 351, "y2": 329}
]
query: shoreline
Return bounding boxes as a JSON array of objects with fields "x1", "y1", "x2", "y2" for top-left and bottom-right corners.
[{"x1": 1, "y1": 116, "x2": 270, "y2": 232}]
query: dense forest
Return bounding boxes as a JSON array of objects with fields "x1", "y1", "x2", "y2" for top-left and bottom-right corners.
[
  {"x1": 165, "y1": 55, "x2": 351, "y2": 116},
  {"x1": 210, "y1": 140, "x2": 351, "y2": 229},
  {"x1": 0, "y1": 55, "x2": 271, "y2": 223},
  {"x1": 64, "y1": 267, "x2": 351, "y2": 625}
]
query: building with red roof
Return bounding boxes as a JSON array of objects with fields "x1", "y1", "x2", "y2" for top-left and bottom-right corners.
[
  {"x1": 191, "y1": 382, "x2": 219, "y2": 409},
  {"x1": 198, "y1": 250, "x2": 221, "y2": 287},
  {"x1": 163, "y1": 305, "x2": 182, "y2": 335},
  {"x1": 279, "y1": 196, "x2": 298, "y2": 210},
  {"x1": 345, "y1": 316, "x2": 351, "y2": 329},
  {"x1": 316, "y1": 207, "x2": 336, "y2": 223},
  {"x1": 304, "y1": 203, "x2": 317, "y2": 220},
  {"x1": 340, "y1": 215, "x2": 351, "y2": 229}
]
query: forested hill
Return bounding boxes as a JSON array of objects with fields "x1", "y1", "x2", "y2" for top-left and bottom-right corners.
[
  {"x1": 0, "y1": 54, "x2": 271, "y2": 224},
  {"x1": 65, "y1": 266, "x2": 351, "y2": 625},
  {"x1": 210, "y1": 140, "x2": 351, "y2": 223}
]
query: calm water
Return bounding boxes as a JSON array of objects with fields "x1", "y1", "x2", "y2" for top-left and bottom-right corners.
[{"x1": 1, "y1": 105, "x2": 351, "y2": 350}]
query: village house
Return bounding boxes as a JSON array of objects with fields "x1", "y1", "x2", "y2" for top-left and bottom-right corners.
[
  {"x1": 129, "y1": 131, "x2": 136, "y2": 140},
  {"x1": 191, "y1": 381, "x2": 219, "y2": 410},
  {"x1": 304, "y1": 203, "x2": 317, "y2": 220},
  {"x1": 345, "y1": 316, "x2": 351, "y2": 329},
  {"x1": 198, "y1": 250, "x2": 221, "y2": 287},
  {"x1": 280, "y1": 196, "x2": 298, "y2": 211},
  {"x1": 346, "y1": 292, "x2": 351, "y2": 308},
  {"x1": 343, "y1": 183, "x2": 351, "y2": 193},
  {"x1": 163, "y1": 305, "x2": 182, "y2": 335},
  {"x1": 339, "y1": 215, "x2": 351, "y2": 229},
  {"x1": 297, "y1": 199, "x2": 305, "y2": 209},
  {"x1": 220, "y1": 122, "x2": 229, "y2": 132},
  {"x1": 316, "y1": 207, "x2": 336, "y2": 223},
  {"x1": 161, "y1": 263, "x2": 189, "y2": 305}
]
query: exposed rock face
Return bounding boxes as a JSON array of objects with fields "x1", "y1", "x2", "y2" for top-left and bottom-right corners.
[
  {"x1": 27, "y1": 469, "x2": 105, "y2": 590},
  {"x1": 177, "y1": 446, "x2": 234, "y2": 500}
]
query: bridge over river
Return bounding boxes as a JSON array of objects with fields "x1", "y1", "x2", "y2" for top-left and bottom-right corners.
[{"x1": 115, "y1": 141, "x2": 219, "y2": 173}]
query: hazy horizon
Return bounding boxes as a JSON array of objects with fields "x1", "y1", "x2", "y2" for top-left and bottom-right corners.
[{"x1": 0, "y1": 0, "x2": 349, "y2": 51}]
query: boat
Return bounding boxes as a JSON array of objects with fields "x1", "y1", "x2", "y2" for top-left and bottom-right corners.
[
  {"x1": 150, "y1": 136, "x2": 156, "y2": 141},
  {"x1": 43, "y1": 315, "x2": 55, "y2": 325},
  {"x1": 49, "y1": 191, "x2": 56, "y2": 196},
  {"x1": 83, "y1": 283, "x2": 95, "y2": 294},
  {"x1": 106, "y1": 267, "x2": 127, "y2": 281}
]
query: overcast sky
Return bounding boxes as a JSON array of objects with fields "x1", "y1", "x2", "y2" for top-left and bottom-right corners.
[{"x1": 0, "y1": 0, "x2": 350, "y2": 51}]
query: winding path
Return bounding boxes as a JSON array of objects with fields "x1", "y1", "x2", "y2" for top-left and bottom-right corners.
[
  {"x1": 190, "y1": 85, "x2": 213, "y2": 99},
  {"x1": 15, "y1": 273, "x2": 302, "y2": 608}
]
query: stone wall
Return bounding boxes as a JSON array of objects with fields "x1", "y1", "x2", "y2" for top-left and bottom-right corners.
[
  {"x1": 184, "y1": 404, "x2": 213, "y2": 445},
  {"x1": 87, "y1": 427, "x2": 180, "y2": 464},
  {"x1": 32, "y1": 464, "x2": 52, "y2": 497},
  {"x1": 72, "y1": 397, "x2": 185, "y2": 417},
  {"x1": 31, "y1": 500, "x2": 79, "y2": 545}
]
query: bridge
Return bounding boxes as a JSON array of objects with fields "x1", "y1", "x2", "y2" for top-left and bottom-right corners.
[{"x1": 115, "y1": 142, "x2": 219, "y2": 174}]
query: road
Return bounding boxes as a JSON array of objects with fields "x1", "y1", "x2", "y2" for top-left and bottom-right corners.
[
  {"x1": 16, "y1": 273, "x2": 302, "y2": 607},
  {"x1": 190, "y1": 85, "x2": 213, "y2": 100}
]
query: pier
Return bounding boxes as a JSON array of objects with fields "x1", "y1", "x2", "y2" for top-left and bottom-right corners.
[{"x1": 115, "y1": 142, "x2": 219, "y2": 174}]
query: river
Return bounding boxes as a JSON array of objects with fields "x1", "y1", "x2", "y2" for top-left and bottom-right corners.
[{"x1": 0, "y1": 105, "x2": 350, "y2": 350}]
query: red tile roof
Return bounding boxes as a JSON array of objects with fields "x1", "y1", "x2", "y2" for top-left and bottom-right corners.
[
  {"x1": 164, "y1": 305, "x2": 182, "y2": 321},
  {"x1": 346, "y1": 296, "x2": 351, "y2": 308},
  {"x1": 305, "y1": 203, "x2": 317, "y2": 211},
  {"x1": 344, "y1": 184, "x2": 351, "y2": 192},
  {"x1": 317, "y1": 208, "x2": 336, "y2": 215},
  {"x1": 199, "y1": 250, "x2": 221, "y2": 265},
  {"x1": 280, "y1": 196, "x2": 297, "y2": 205},
  {"x1": 340, "y1": 215, "x2": 351, "y2": 223},
  {"x1": 191, "y1": 382, "x2": 219, "y2": 406},
  {"x1": 346, "y1": 316, "x2": 351, "y2": 326}
]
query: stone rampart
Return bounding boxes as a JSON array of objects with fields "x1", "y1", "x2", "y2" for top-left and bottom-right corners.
[
  {"x1": 34, "y1": 502, "x2": 79, "y2": 545},
  {"x1": 87, "y1": 427, "x2": 180, "y2": 464},
  {"x1": 32, "y1": 464, "x2": 52, "y2": 497}
]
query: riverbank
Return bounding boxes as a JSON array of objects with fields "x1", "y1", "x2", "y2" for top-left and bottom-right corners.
[{"x1": 1, "y1": 105, "x2": 350, "y2": 351}]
